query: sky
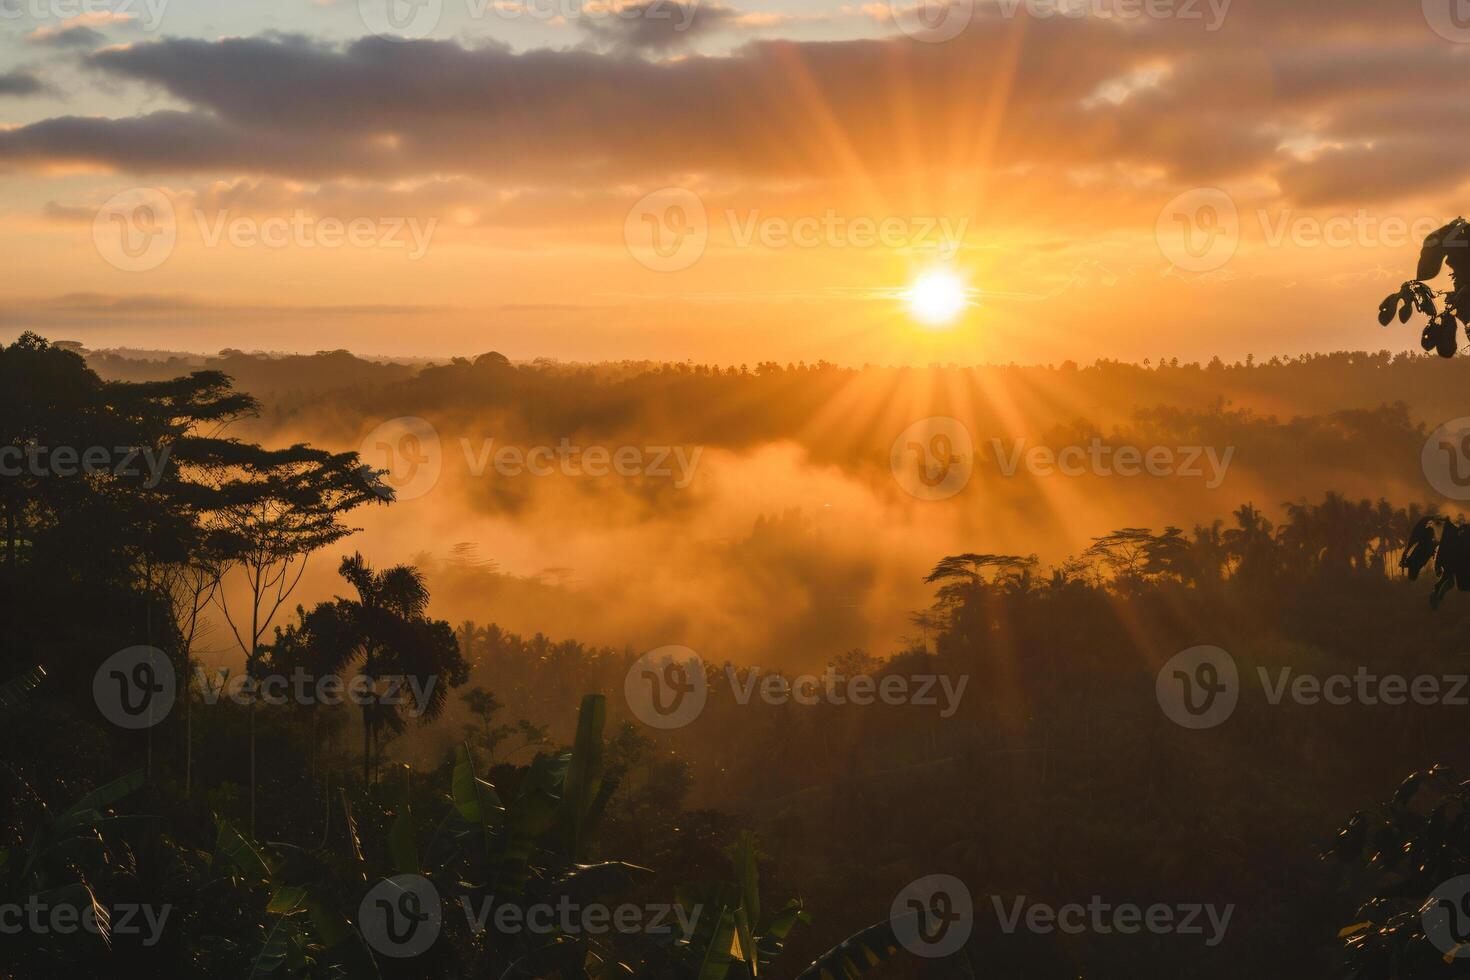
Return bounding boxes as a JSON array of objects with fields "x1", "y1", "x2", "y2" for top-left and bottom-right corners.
[{"x1": 1, "y1": 0, "x2": 1468, "y2": 364}]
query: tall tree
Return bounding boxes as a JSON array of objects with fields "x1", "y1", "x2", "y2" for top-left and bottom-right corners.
[{"x1": 214, "y1": 446, "x2": 390, "y2": 834}]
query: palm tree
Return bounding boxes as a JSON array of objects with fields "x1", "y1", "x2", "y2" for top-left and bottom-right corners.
[{"x1": 330, "y1": 553, "x2": 469, "y2": 783}]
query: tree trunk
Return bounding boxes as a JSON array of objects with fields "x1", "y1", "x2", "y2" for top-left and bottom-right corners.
[
  {"x1": 362, "y1": 708, "x2": 372, "y2": 786},
  {"x1": 249, "y1": 590, "x2": 259, "y2": 837}
]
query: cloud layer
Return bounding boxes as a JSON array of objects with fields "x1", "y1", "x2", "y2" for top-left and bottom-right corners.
[{"x1": 0, "y1": 5, "x2": 1459, "y2": 206}]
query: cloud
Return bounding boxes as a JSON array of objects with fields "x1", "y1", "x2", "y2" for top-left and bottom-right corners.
[
  {"x1": 578, "y1": 1, "x2": 740, "y2": 52},
  {"x1": 26, "y1": 12, "x2": 135, "y2": 47},
  {"x1": 28, "y1": 24, "x2": 106, "y2": 47},
  {"x1": 0, "y1": 69, "x2": 47, "y2": 97},
  {"x1": 0, "y1": 293, "x2": 447, "y2": 327},
  {"x1": 0, "y1": 6, "x2": 1459, "y2": 206}
]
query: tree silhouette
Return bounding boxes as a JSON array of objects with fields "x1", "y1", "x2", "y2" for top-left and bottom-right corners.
[{"x1": 1379, "y1": 217, "x2": 1470, "y2": 357}]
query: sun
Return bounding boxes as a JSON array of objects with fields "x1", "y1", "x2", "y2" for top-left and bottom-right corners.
[{"x1": 905, "y1": 269, "x2": 970, "y2": 326}]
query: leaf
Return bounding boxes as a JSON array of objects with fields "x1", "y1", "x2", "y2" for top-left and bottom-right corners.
[
  {"x1": 558, "y1": 694, "x2": 606, "y2": 861},
  {"x1": 0, "y1": 665, "x2": 46, "y2": 708},
  {"x1": 248, "y1": 916, "x2": 300, "y2": 978},
  {"x1": 266, "y1": 885, "x2": 308, "y2": 915},
  {"x1": 727, "y1": 830, "x2": 761, "y2": 935},
  {"x1": 452, "y1": 742, "x2": 503, "y2": 833},
  {"x1": 1378, "y1": 293, "x2": 1397, "y2": 326},
  {"x1": 56, "y1": 770, "x2": 144, "y2": 834},
  {"x1": 756, "y1": 900, "x2": 810, "y2": 968},
  {"x1": 694, "y1": 904, "x2": 737, "y2": 980},
  {"x1": 214, "y1": 819, "x2": 272, "y2": 882},
  {"x1": 793, "y1": 915, "x2": 908, "y2": 980},
  {"x1": 539, "y1": 862, "x2": 650, "y2": 909},
  {"x1": 389, "y1": 768, "x2": 419, "y2": 876}
]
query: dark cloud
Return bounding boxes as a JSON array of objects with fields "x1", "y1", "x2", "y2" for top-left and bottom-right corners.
[
  {"x1": 0, "y1": 7, "x2": 1459, "y2": 205},
  {"x1": 0, "y1": 69, "x2": 46, "y2": 97},
  {"x1": 1277, "y1": 140, "x2": 1470, "y2": 207},
  {"x1": 579, "y1": 2, "x2": 740, "y2": 52},
  {"x1": 29, "y1": 24, "x2": 106, "y2": 48}
]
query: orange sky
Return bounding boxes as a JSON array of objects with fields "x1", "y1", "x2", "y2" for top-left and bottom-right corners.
[{"x1": 1, "y1": 0, "x2": 1467, "y2": 363}]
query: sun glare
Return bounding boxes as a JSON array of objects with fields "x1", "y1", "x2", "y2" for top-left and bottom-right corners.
[{"x1": 906, "y1": 269, "x2": 970, "y2": 326}]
